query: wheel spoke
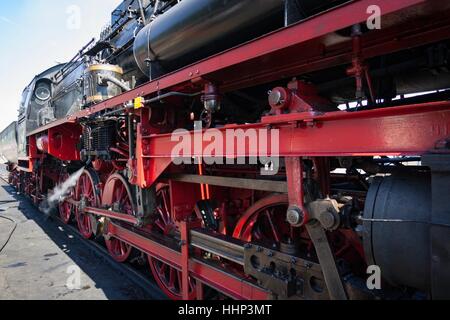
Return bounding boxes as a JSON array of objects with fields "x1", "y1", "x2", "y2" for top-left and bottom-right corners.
[
  {"x1": 118, "y1": 185, "x2": 125, "y2": 207},
  {"x1": 158, "y1": 262, "x2": 167, "y2": 276},
  {"x1": 113, "y1": 239, "x2": 119, "y2": 254},
  {"x1": 177, "y1": 271, "x2": 183, "y2": 291},
  {"x1": 155, "y1": 220, "x2": 166, "y2": 232},
  {"x1": 82, "y1": 176, "x2": 88, "y2": 195},
  {"x1": 188, "y1": 278, "x2": 195, "y2": 291},
  {"x1": 264, "y1": 209, "x2": 281, "y2": 243},
  {"x1": 157, "y1": 206, "x2": 168, "y2": 226},
  {"x1": 168, "y1": 268, "x2": 176, "y2": 289},
  {"x1": 161, "y1": 189, "x2": 170, "y2": 219},
  {"x1": 253, "y1": 230, "x2": 263, "y2": 241},
  {"x1": 116, "y1": 240, "x2": 122, "y2": 255}
]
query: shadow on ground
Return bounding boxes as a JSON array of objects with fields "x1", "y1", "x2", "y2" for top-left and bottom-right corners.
[{"x1": 0, "y1": 182, "x2": 165, "y2": 300}]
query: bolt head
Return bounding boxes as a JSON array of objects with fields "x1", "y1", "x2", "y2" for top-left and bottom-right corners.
[
  {"x1": 287, "y1": 206, "x2": 305, "y2": 226},
  {"x1": 269, "y1": 90, "x2": 282, "y2": 106},
  {"x1": 319, "y1": 211, "x2": 336, "y2": 230}
]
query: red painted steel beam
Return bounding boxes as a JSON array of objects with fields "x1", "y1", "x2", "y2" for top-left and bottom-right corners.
[
  {"x1": 285, "y1": 158, "x2": 309, "y2": 224},
  {"x1": 136, "y1": 101, "x2": 450, "y2": 187},
  {"x1": 26, "y1": 0, "x2": 428, "y2": 137},
  {"x1": 146, "y1": 101, "x2": 450, "y2": 157},
  {"x1": 107, "y1": 222, "x2": 270, "y2": 300}
]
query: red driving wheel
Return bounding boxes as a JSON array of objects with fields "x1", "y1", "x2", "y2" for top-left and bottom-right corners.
[
  {"x1": 233, "y1": 194, "x2": 366, "y2": 275},
  {"x1": 148, "y1": 184, "x2": 197, "y2": 300},
  {"x1": 74, "y1": 169, "x2": 100, "y2": 239},
  {"x1": 103, "y1": 174, "x2": 135, "y2": 263},
  {"x1": 58, "y1": 171, "x2": 74, "y2": 224},
  {"x1": 233, "y1": 194, "x2": 293, "y2": 244}
]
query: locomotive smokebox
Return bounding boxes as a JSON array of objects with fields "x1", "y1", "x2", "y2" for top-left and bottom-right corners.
[
  {"x1": 133, "y1": 0, "x2": 286, "y2": 78},
  {"x1": 363, "y1": 170, "x2": 450, "y2": 297}
]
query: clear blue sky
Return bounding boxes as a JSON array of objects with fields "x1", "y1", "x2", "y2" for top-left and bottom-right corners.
[{"x1": 0, "y1": 0, "x2": 121, "y2": 131}]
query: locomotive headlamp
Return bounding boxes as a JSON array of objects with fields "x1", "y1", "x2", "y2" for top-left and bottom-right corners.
[{"x1": 35, "y1": 85, "x2": 51, "y2": 101}]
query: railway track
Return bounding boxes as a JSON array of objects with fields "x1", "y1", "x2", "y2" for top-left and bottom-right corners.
[{"x1": 0, "y1": 171, "x2": 167, "y2": 300}]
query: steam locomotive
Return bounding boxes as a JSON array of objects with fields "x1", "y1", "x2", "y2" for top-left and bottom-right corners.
[{"x1": 1, "y1": 0, "x2": 450, "y2": 300}]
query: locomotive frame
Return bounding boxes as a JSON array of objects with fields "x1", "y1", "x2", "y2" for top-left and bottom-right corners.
[{"x1": 4, "y1": 0, "x2": 450, "y2": 300}]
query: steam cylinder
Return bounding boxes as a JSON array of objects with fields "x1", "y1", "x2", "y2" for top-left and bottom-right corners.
[
  {"x1": 363, "y1": 170, "x2": 440, "y2": 294},
  {"x1": 133, "y1": 0, "x2": 284, "y2": 77}
]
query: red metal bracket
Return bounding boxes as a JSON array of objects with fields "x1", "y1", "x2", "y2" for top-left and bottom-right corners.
[
  {"x1": 180, "y1": 221, "x2": 190, "y2": 300},
  {"x1": 285, "y1": 157, "x2": 309, "y2": 226}
]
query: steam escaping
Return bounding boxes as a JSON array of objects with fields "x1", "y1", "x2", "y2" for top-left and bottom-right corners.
[{"x1": 40, "y1": 167, "x2": 85, "y2": 216}]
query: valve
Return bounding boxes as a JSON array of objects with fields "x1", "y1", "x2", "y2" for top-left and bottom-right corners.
[{"x1": 201, "y1": 83, "x2": 221, "y2": 113}]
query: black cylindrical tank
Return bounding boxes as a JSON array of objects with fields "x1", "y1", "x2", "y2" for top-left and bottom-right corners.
[
  {"x1": 133, "y1": 0, "x2": 284, "y2": 77},
  {"x1": 133, "y1": 0, "x2": 343, "y2": 78},
  {"x1": 363, "y1": 170, "x2": 439, "y2": 294},
  {"x1": 293, "y1": 0, "x2": 348, "y2": 16}
]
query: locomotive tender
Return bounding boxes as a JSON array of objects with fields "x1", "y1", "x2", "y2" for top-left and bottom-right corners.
[{"x1": 1, "y1": 0, "x2": 450, "y2": 300}]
